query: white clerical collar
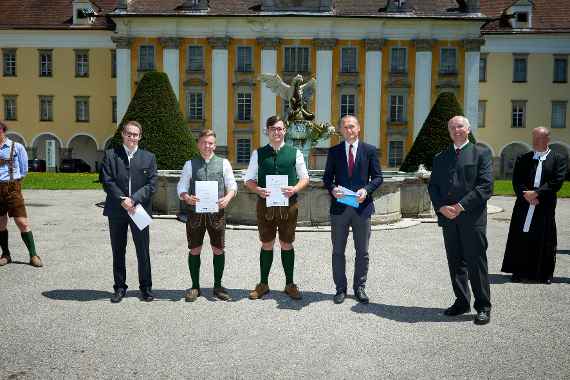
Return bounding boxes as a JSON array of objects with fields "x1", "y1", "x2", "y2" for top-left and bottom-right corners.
[
  {"x1": 533, "y1": 149, "x2": 550, "y2": 160},
  {"x1": 454, "y1": 140, "x2": 469, "y2": 151},
  {"x1": 123, "y1": 144, "x2": 138, "y2": 158}
]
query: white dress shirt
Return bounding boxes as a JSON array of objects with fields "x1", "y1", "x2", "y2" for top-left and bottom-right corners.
[
  {"x1": 177, "y1": 154, "x2": 238, "y2": 198},
  {"x1": 344, "y1": 139, "x2": 359, "y2": 164},
  {"x1": 244, "y1": 142, "x2": 309, "y2": 183},
  {"x1": 123, "y1": 144, "x2": 138, "y2": 196}
]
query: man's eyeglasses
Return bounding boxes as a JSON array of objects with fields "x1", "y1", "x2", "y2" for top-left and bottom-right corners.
[{"x1": 268, "y1": 127, "x2": 286, "y2": 133}]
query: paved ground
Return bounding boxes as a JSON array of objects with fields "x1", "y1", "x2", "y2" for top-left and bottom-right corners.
[{"x1": 1, "y1": 191, "x2": 569, "y2": 379}]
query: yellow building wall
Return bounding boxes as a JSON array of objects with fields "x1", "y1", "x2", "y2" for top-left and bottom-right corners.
[
  {"x1": 479, "y1": 53, "x2": 570, "y2": 155},
  {"x1": 0, "y1": 47, "x2": 116, "y2": 149}
]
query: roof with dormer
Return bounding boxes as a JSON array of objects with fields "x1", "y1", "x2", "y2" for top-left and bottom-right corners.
[{"x1": 480, "y1": 0, "x2": 570, "y2": 33}]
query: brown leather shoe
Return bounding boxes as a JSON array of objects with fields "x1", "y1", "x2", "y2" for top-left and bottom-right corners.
[
  {"x1": 213, "y1": 287, "x2": 232, "y2": 301},
  {"x1": 30, "y1": 256, "x2": 43, "y2": 268},
  {"x1": 0, "y1": 255, "x2": 11, "y2": 266},
  {"x1": 284, "y1": 283, "x2": 302, "y2": 300},
  {"x1": 185, "y1": 288, "x2": 200, "y2": 302},
  {"x1": 249, "y1": 283, "x2": 269, "y2": 300}
]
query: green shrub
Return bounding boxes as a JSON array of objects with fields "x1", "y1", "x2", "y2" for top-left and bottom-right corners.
[
  {"x1": 399, "y1": 92, "x2": 476, "y2": 172},
  {"x1": 111, "y1": 71, "x2": 197, "y2": 169}
]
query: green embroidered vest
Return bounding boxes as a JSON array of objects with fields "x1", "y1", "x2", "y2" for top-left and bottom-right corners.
[{"x1": 257, "y1": 144, "x2": 298, "y2": 188}]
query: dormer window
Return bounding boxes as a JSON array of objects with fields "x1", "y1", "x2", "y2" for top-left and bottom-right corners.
[
  {"x1": 509, "y1": 1, "x2": 533, "y2": 29},
  {"x1": 72, "y1": 0, "x2": 97, "y2": 25}
]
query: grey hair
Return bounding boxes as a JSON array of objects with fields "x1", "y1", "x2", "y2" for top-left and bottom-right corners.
[
  {"x1": 448, "y1": 115, "x2": 471, "y2": 130},
  {"x1": 533, "y1": 126, "x2": 551, "y2": 137}
]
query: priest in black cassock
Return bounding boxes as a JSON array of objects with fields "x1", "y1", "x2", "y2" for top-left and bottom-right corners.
[{"x1": 501, "y1": 127, "x2": 568, "y2": 284}]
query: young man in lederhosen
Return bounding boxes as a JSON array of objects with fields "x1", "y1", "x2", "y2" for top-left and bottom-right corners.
[
  {"x1": 244, "y1": 115, "x2": 310, "y2": 300},
  {"x1": 0, "y1": 121, "x2": 43, "y2": 267},
  {"x1": 177, "y1": 129, "x2": 237, "y2": 302}
]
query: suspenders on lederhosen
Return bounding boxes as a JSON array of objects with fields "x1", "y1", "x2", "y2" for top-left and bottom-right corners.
[{"x1": 8, "y1": 141, "x2": 16, "y2": 181}]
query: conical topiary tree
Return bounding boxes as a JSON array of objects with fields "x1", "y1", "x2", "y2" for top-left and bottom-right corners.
[
  {"x1": 399, "y1": 92, "x2": 476, "y2": 172},
  {"x1": 111, "y1": 71, "x2": 198, "y2": 169}
]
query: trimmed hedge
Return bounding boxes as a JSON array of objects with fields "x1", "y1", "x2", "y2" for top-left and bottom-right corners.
[
  {"x1": 399, "y1": 92, "x2": 476, "y2": 172},
  {"x1": 111, "y1": 71, "x2": 197, "y2": 169}
]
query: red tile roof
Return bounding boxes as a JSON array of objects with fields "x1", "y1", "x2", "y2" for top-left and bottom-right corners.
[{"x1": 481, "y1": 0, "x2": 570, "y2": 33}]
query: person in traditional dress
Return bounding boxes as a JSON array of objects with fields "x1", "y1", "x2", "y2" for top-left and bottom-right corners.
[{"x1": 501, "y1": 127, "x2": 568, "y2": 284}]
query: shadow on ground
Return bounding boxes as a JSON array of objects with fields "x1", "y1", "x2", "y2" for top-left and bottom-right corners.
[
  {"x1": 351, "y1": 303, "x2": 473, "y2": 323},
  {"x1": 489, "y1": 273, "x2": 570, "y2": 284}
]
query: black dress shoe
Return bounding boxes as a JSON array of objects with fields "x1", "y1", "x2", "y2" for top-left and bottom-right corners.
[
  {"x1": 443, "y1": 303, "x2": 470, "y2": 316},
  {"x1": 543, "y1": 277, "x2": 553, "y2": 285},
  {"x1": 140, "y1": 289, "x2": 154, "y2": 302},
  {"x1": 111, "y1": 288, "x2": 126, "y2": 303},
  {"x1": 474, "y1": 310, "x2": 491, "y2": 325},
  {"x1": 354, "y1": 287, "x2": 369, "y2": 304},
  {"x1": 333, "y1": 291, "x2": 346, "y2": 304}
]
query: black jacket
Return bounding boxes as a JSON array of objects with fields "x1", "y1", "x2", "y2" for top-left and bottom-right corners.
[
  {"x1": 428, "y1": 143, "x2": 493, "y2": 227},
  {"x1": 323, "y1": 141, "x2": 383, "y2": 218},
  {"x1": 101, "y1": 146, "x2": 157, "y2": 218}
]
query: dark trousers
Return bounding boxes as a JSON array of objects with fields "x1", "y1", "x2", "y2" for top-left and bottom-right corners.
[
  {"x1": 108, "y1": 217, "x2": 152, "y2": 291},
  {"x1": 442, "y1": 223, "x2": 491, "y2": 312},
  {"x1": 331, "y1": 207, "x2": 371, "y2": 293}
]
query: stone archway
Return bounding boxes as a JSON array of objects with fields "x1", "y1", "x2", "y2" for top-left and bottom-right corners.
[
  {"x1": 550, "y1": 142, "x2": 570, "y2": 179},
  {"x1": 68, "y1": 134, "x2": 99, "y2": 172},
  {"x1": 31, "y1": 133, "x2": 63, "y2": 171},
  {"x1": 500, "y1": 142, "x2": 530, "y2": 179},
  {"x1": 5, "y1": 132, "x2": 26, "y2": 146}
]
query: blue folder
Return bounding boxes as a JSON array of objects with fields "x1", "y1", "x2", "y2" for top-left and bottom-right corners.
[{"x1": 336, "y1": 194, "x2": 359, "y2": 208}]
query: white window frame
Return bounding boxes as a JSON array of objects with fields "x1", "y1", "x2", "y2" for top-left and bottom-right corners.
[
  {"x1": 138, "y1": 45, "x2": 155, "y2": 71},
  {"x1": 511, "y1": 100, "x2": 526, "y2": 128},
  {"x1": 340, "y1": 47, "x2": 358, "y2": 73}
]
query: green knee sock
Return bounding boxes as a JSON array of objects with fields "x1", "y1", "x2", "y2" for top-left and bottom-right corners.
[
  {"x1": 20, "y1": 231, "x2": 37, "y2": 258},
  {"x1": 260, "y1": 249, "x2": 274, "y2": 285},
  {"x1": 281, "y1": 248, "x2": 295, "y2": 285},
  {"x1": 213, "y1": 253, "x2": 225, "y2": 288},
  {"x1": 188, "y1": 254, "x2": 201, "y2": 289},
  {"x1": 0, "y1": 230, "x2": 10, "y2": 256}
]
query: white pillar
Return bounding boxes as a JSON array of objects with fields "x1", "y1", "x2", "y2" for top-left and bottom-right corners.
[
  {"x1": 209, "y1": 37, "x2": 230, "y2": 147},
  {"x1": 413, "y1": 39, "x2": 433, "y2": 140},
  {"x1": 112, "y1": 36, "x2": 132, "y2": 125},
  {"x1": 464, "y1": 39, "x2": 484, "y2": 135},
  {"x1": 313, "y1": 38, "x2": 335, "y2": 147},
  {"x1": 160, "y1": 38, "x2": 181, "y2": 100},
  {"x1": 258, "y1": 38, "x2": 280, "y2": 147},
  {"x1": 364, "y1": 39, "x2": 384, "y2": 147}
]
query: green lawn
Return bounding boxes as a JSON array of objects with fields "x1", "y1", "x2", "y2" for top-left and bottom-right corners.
[
  {"x1": 22, "y1": 172, "x2": 102, "y2": 190},
  {"x1": 494, "y1": 180, "x2": 570, "y2": 198}
]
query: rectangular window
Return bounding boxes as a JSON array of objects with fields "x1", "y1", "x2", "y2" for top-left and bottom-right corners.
[
  {"x1": 186, "y1": 91, "x2": 204, "y2": 121},
  {"x1": 112, "y1": 96, "x2": 117, "y2": 123},
  {"x1": 479, "y1": 56, "x2": 487, "y2": 82},
  {"x1": 553, "y1": 57, "x2": 568, "y2": 83},
  {"x1": 236, "y1": 138, "x2": 252, "y2": 164},
  {"x1": 75, "y1": 96, "x2": 90, "y2": 122},
  {"x1": 3, "y1": 96, "x2": 17, "y2": 121},
  {"x1": 75, "y1": 50, "x2": 89, "y2": 77},
  {"x1": 39, "y1": 96, "x2": 53, "y2": 121},
  {"x1": 187, "y1": 45, "x2": 204, "y2": 72},
  {"x1": 513, "y1": 57, "x2": 527, "y2": 82},
  {"x1": 440, "y1": 48, "x2": 457, "y2": 74},
  {"x1": 236, "y1": 46, "x2": 253, "y2": 72},
  {"x1": 390, "y1": 47, "x2": 407, "y2": 73},
  {"x1": 388, "y1": 141, "x2": 404, "y2": 167},
  {"x1": 2, "y1": 49, "x2": 16, "y2": 77},
  {"x1": 237, "y1": 92, "x2": 252, "y2": 121},
  {"x1": 39, "y1": 50, "x2": 53, "y2": 77},
  {"x1": 111, "y1": 50, "x2": 117, "y2": 78},
  {"x1": 340, "y1": 94, "x2": 355, "y2": 118},
  {"x1": 284, "y1": 47, "x2": 310, "y2": 73},
  {"x1": 389, "y1": 95, "x2": 406, "y2": 123},
  {"x1": 138, "y1": 45, "x2": 155, "y2": 71},
  {"x1": 341, "y1": 47, "x2": 357, "y2": 73},
  {"x1": 478, "y1": 100, "x2": 486, "y2": 128},
  {"x1": 552, "y1": 101, "x2": 567, "y2": 129},
  {"x1": 511, "y1": 101, "x2": 526, "y2": 128}
]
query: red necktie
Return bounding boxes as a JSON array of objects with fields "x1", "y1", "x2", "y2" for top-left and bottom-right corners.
[
  {"x1": 348, "y1": 144, "x2": 355, "y2": 177},
  {"x1": 455, "y1": 148, "x2": 461, "y2": 159}
]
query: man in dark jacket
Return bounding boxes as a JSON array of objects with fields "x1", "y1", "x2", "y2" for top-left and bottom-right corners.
[
  {"x1": 323, "y1": 115, "x2": 383, "y2": 305},
  {"x1": 101, "y1": 121, "x2": 157, "y2": 303},
  {"x1": 428, "y1": 116, "x2": 493, "y2": 325}
]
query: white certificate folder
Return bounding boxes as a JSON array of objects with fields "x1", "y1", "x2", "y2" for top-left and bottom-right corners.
[
  {"x1": 266, "y1": 175, "x2": 289, "y2": 207},
  {"x1": 129, "y1": 204, "x2": 153, "y2": 231},
  {"x1": 195, "y1": 181, "x2": 219, "y2": 213}
]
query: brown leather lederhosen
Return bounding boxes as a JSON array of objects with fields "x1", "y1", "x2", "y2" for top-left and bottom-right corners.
[{"x1": 0, "y1": 141, "x2": 27, "y2": 217}]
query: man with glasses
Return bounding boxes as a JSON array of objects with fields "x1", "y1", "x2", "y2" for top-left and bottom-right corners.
[
  {"x1": 101, "y1": 121, "x2": 157, "y2": 303},
  {"x1": 245, "y1": 115, "x2": 309, "y2": 300}
]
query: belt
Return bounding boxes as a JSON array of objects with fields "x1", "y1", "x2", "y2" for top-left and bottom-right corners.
[{"x1": 0, "y1": 179, "x2": 21, "y2": 184}]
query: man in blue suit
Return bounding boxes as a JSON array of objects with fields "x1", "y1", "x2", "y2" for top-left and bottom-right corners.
[{"x1": 323, "y1": 115, "x2": 383, "y2": 304}]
